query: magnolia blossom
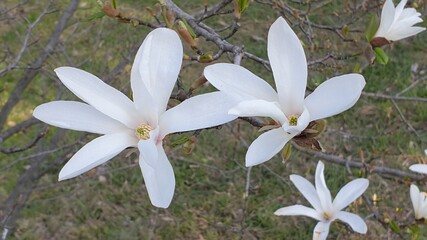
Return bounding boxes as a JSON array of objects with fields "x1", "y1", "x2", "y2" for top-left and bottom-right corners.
[
  {"x1": 204, "y1": 17, "x2": 365, "y2": 167},
  {"x1": 33, "y1": 28, "x2": 237, "y2": 208},
  {"x1": 274, "y1": 161, "x2": 369, "y2": 240},
  {"x1": 410, "y1": 184, "x2": 427, "y2": 220},
  {"x1": 373, "y1": 0, "x2": 425, "y2": 42}
]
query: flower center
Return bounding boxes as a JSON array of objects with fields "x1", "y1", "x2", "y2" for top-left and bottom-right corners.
[
  {"x1": 288, "y1": 115, "x2": 298, "y2": 126},
  {"x1": 323, "y1": 212, "x2": 331, "y2": 221},
  {"x1": 135, "y1": 124, "x2": 152, "y2": 140}
]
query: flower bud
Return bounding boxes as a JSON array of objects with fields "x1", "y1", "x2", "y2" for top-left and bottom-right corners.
[
  {"x1": 177, "y1": 20, "x2": 197, "y2": 47},
  {"x1": 103, "y1": 2, "x2": 120, "y2": 18}
]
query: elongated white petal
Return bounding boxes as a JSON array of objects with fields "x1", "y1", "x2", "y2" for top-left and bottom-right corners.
[
  {"x1": 400, "y1": 8, "x2": 420, "y2": 20},
  {"x1": 290, "y1": 175, "x2": 323, "y2": 212},
  {"x1": 409, "y1": 164, "x2": 427, "y2": 174},
  {"x1": 268, "y1": 17, "x2": 307, "y2": 115},
  {"x1": 55, "y1": 67, "x2": 139, "y2": 128},
  {"x1": 130, "y1": 41, "x2": 157, "y2": 126},
  {"x1": 375, "y1": 0, "x2": 396, "y2": 37},
  {"x1": 304, "y1": 74, "x2": 365, "y2": 121},
  {"x1": 333, "y1": 178, "x2": 369, "y2": 211},
  {"x1": 159, "y1": 92, "x2": 237, "y2": 138},
  {"x1": 204, "y1": 63, "x2": 278, "y2": 102},
  {"x1": 335, "y1": 211, "x2": 368, "y2": 234},
  {"x1": 387, "y1": 26, "x2": 426, "y2": 41},
  {"x1": 394, "y1": 0, "x2": 408, "y2": 20},
  {"x1": 228, "y1": 99, "x2": 287, "y2": 125},
  {"x1": 245, "y1": 128, "x2": 293, "y2": 166},
  {"x1": 137, "y1": 130, "x2": 159, "y2": 168},
  {"x1": 33, "y1": 101, "x2": 127, "y2": 134},
  {"x1": 315, "y1": 161, "x2": 333, "y2": 212},
  {"x1": 59, "y1": 132, "x2": 137, "y2": 181},
  {"x1": 139, "y1": 144, "x2": 175, "y2": 208},
  {"x1": 274, "y1": 205, "x2": 321, "y2": 221},
  {"x1": 410, "y1": 184, "x2": 420, "y2": 218},
  {"x1": 131, "y1": 28, "x2": 183, "y2": 119},
  {"x1": 313, "y1": 221, "x2": 330, "y2": 240}
]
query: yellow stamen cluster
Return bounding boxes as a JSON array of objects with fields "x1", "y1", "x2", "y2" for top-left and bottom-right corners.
[
  {"x1": 323, "y1": 212, "x2": 331, "y2": 221},
  {"x1": 289, "y1": 115, "x2": 298, "y2": 126},
  {"x1": 135, "y1": 124, "x2": 152, "y2": 140}
]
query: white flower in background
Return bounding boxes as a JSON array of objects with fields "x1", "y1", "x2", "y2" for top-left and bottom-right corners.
[
  {"x1": 374, "y1": 0, "x2": 425, "y2": 42},
  {"x1": 410, "y1": 184, "x2": 427, "y2": 220},
  {"x1": 409, "y1": 149, "x2": 427, "y2": 174},
  {"x1": 274, "y1": 161, "x2": 369, "y2": 240},
  {"x1": 33, "y1": 28, "x2": 237, "y2": 208},
  {"x1": 204, "y1": 17, "x2": 365, "y2": 167}
]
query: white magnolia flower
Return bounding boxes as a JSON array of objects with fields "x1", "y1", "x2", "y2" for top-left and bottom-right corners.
[
  {"x1": 274, "y1": 161, "x2": 369, "y2": 240},
  {"x1": 33, "y1": 28, "x2": 237, "y2": 208},
  {"x1": 410, "y1": 184, "x2": 427, "y2": 220},
  {"x1": 374, "y1": 0, "x2": 425, "y2": 42},
  {"x1": 204, "y1": 17, "x2": 365, "y2": 167}
]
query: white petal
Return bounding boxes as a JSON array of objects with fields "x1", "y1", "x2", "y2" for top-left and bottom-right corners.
[
  {"x1": 33, "y1": 101, "x2": 127, "y2": 134},
  {"x1": 409, "y1": 164, "x2": 427, "y2": 174},
  {"x1": 313, "y1": 221, "x2": 330, "y2": 240},
  {"x1": 139, "y1": 144, "x2": 175, "y2": 208},
  {"x1": 290, "y1": 175, "x2": 323, "y2": 212},
  {"x1": 58, "y1": 132, "x2": 137, "y2": 181},
  {"x1": 159, "y1": 92, "x2": 237, "y2": 138},
  {"x1": 375, "y1": 0, "x2": 396, "y2": 38},
  {"x1": 335, "y1": 211, "x2": 368, "y2": 234},
  {"x1": 304, "y1": 74, "x2": 365, "y2": 121},
  {"x1": 131, "y1": 28, "x2": 183, "y2": 118},
  {"x1": 387, "y1": 26, "x2": 426, "y2": 41},
  {"x1": 274, "y1": 205, "x2": 321, "y2": 221},
  {"x1": 130, "y1": 42, "x2": 157, "y2": 126},
  {"x1": 333, "y1": 178, "x2": 369, "y2": 211},
  {"x1": 410, "y1": 184, "x2": 420, "y2": 218},
  {"x1": 394, "y1": 0, "x2": 408, "y2": 20},
  {"x1": 137, "y1": 127, "x2": 160, "y2": 168},
  {"x1": 393, "y1": 14, "x2": 423, "y2": 31},
  {"x1": 268, "y1": 17, "x2": 307, "y2": 115},
  {"x1": 399, "y1": 8, "x2": 420, "y2": 19},
  {"x1": 204, "y1": 63, "x2": 278, "y2": 102},
  {"x1": 315, "y1": 161, "x2": 333, "y2": 212},
  {"x1": 245, "y1": 128, "x2": 293, "y2": 167},
  {"x1": 55, "y1": 67, "x2": 138, "y2": 128},
  {"x1": 228, "y1": 99, "x2": 287, "y2": 125}
]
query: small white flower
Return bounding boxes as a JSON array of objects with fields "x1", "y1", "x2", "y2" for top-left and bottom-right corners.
[
  {"x1": 410, "y1": 184, "x2": 427, "y2": 220},
  {"x1": 374, "y1": 0, "x2": 425, "y2": 42},
  {"x1": 33, "y1": 28, "x2": 237, "y2": 208},
  {"x1": 204, "y1": 17, "x2": 365, "y2": 167},
  {"x1": 274, "y1": 161, "x2": 369, "y2": 240}
]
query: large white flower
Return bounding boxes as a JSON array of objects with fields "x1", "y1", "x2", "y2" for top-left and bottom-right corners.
[
  {"x1": 204, "y1": 17, "x2": 365, "y2": 167},
  {"x1": 410, "y1": 184, "x2": 427, "y2": 220},
  {"x1": 33, "y1": 28, "x2": 237, "y2": 208},
  {"x1": 373, "y1": 0, "x2": 425, "y2": 42},
  {"x1": 274, "y1": 161, "x2": 369, "y2": 240}
]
